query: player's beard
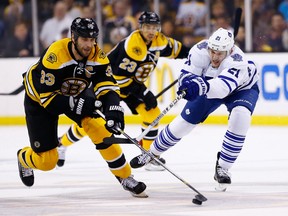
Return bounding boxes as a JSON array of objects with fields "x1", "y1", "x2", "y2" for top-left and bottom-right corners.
[
  {"x1": 77, "y1": 44, "x2": 91, "y2": 58},
  {"x1": 74, "y1": 41, "x2": 91, "y2": 58}
]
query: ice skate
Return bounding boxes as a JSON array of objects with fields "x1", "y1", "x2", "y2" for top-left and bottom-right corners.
[
  {"x1": 116, "y1": 175, "x2": 148, "y2": 198},
  {"x1": 17, "y1": 149, "x2": 34, "y2": 187},
  {"x1": 57, "y1": 142, "x2": 67, "y2": 167},
  {"x1": 145, "y1": 157, "x2": 166, "y2": 171},
  {"x1": 130, "y1": 151, "x2": 166, "y2": 171},
  {"x1": 214, "y1": 152, "x2": 231, "y2": 191}
]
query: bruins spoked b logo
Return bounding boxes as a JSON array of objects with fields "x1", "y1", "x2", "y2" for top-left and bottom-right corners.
[{"x1": 61, "y1": 79, "x2": 88, "y2": 96}]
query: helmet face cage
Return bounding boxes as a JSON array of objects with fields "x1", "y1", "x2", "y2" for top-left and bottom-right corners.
[
  {"x1": 208, "y1": 28, "x2": 234, "y2": 52},
  {"x1": 71, "y1": 17, "x2": 99, "y2": 39},
  {"x1": 138, "y1": 11, "x2": 160, "y2": 25}
]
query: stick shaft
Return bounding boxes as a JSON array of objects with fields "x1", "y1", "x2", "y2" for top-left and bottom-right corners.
[
  {"x1": 95, "y1": 109, "x2": 207, "y2": 202},
  {"x1": 233, "y1": 7, "x2": 242, "y2": 37},
  {"x1": 0, "y1": 85, "x2": 24, "y2": 96},
  {"x1": 135, "y1": 91, "x2": 185, "y2": 141},
  {"x1": 155, "y1": 79, "x2": 178, "y2": 98}
]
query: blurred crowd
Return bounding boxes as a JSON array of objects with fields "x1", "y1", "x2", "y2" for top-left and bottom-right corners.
[{"x1": 0, "y1": 0, "x2": 287, "y2": 58}]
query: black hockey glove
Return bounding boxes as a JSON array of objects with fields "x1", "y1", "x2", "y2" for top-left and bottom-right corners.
[
  {"x1": 122, "y1": 80, "x2": 157, "y2": 111},
  {"x1": 70, "y1": 87, "x2": 96, "y2": 118},
  {"x1": 141, "y1": 89, "x2": 157, "y2": 111},
  {"x1": 105, "y1": 105, "x2": 125, "y2": 135}
]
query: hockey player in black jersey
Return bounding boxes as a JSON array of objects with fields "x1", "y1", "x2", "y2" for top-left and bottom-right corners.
[
  {"x1": 17, "y1": 17, "x2": 147, "y2": 197},
  {"x1": 57, "y1": 11, "x2": 189, "y2": 171}
]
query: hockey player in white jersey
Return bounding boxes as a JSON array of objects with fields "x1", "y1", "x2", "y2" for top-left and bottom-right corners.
[{"x1": 130, "y1": 27, "x2": 259, "y2": 191}]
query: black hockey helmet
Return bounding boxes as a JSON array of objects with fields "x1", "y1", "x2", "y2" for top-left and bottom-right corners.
[
  {"x1": 71, "y1": 17, "x2": 99, "y2": 39},
  {"x1": 138, "y1": 11, "x2": 160, "y2": 25}
]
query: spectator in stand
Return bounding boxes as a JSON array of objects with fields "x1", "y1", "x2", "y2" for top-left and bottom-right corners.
[
  {"x1": 265, "y1": 12, "x2": 286, "y2": 52},
  {"x1": 63, "y1": 0, "x2": 83, "y2": 19},
  {"x1": 211, "y1": 15, "x2": 233, "y2": 33},
  {"x1": 131, "y1": 0, "x2": 150, "y2": 16},
  {"x1": 0, "y1": 19, "x2": 5, "y2": 57},
  {"x1": 109, "y1": 26, "x2": 129, "y2": 46},
  {"x1": 175, "y1": 0, "x2": 207, "y2": 38},
  {"x1": 181, "y1": 31, "x2": 196, "y2": 47},
  {"x1": 235, "y1": 25, "x2": 245, "y2": 51},
  {"x1": 81, "y1": 5, "x2": 96, "y2": 20},
  {"x1": 3, "y1": 0, "x2": 25, "y2": 37},
  {"x1": 155, "y1": 0, "x2": 178, "y2": 21},
  {"x1": 282, "y1": 19, "x2": 288, "y2": 51},
  {"x1": 278, "y1": 0, "x2": 288, "y2": 22},
  {"x1": 40, "y1": 1, "x2": 73, "y2": 49},
  {"x1": 251, "y1": 0, "x2": 275, "y2": 51},
  {"x1": 161, "y1": 18, "x2": 177, "y2": 39},
  {"x1": 210, "y1": 0, "x2": 226, "y2": 19},
  {"x1": 103, "y1": 0, "x2": 136, "y2": 49},
  {"x1": 3, "y1": 21, "x2": 32, "y2": 57},
  {"x1": 60, "y1": 28, "x2": 69, "y2": 39}
]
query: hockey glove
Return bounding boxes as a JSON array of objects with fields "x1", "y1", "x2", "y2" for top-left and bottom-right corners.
[
  {"x1": 121, "y1": 79, "x2": 157, "y2": 111},
  {"x1": 105, "y1": 105, "x2": 125, "y2": 135},
  {"x1": 177, "y1": 73, "x2": 210, "y2": 101},
  {"x1": 69, "y1": 87, "x2": 96, "y2": 118},
  {"x1": 141, "y1": 89, "x2": 157, "y2": 111}
]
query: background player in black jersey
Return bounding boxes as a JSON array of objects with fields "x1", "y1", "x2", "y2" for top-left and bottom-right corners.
[
  {"x1": 17, "y1": 17, "x2": 147, "y2": 198},
  {"x1": 57, "y1": 11, "x2": 189, "y2": 171}
]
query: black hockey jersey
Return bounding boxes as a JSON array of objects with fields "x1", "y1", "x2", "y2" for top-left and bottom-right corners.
[
  {"x1": 107, "y1": 30, "x2": 188, "y2": 97},
  {"x1": 23, "y1": 38, "x2": 119, "y2": 115}
]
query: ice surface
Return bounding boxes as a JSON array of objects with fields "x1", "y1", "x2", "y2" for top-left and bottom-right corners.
[{"x1": 1, "y1": 124, "x2": 288, "y2": 216}]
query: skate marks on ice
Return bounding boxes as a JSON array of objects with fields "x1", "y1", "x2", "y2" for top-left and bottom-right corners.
[
  {"x1": 1, "y1": 125, "x2": 288, "y2": 215},
  {"x1": 1, "y1": 181, "x2": 288, "y2": 216}
]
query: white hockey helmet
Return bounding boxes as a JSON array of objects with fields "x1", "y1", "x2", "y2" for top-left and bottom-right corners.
[{"x1": 208, "y1": 28, "x2": 234, "y2": 52}]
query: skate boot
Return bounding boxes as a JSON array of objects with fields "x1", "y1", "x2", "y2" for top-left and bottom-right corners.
[
  {"x1": 130, "y1": 151, "x2": 166, "y2": 171},
  {"x1": 145, "y1": 157, "x2": 166, "y2": 171},
  {"x1": 130, "y1": 151, "x2": 165, "y2": 171},
  {"x1": 116, "y1": 175, "x2": 148, "y2": 198},
  {"x1": 214, "y1": 152, "x2": 231, "y2": 191},
  {"x1": 57, "y1": 142, "x2": 67, "y2": 167},
  {"x1": 17, "y1": 149, "x2": 34, "y2": 187}
]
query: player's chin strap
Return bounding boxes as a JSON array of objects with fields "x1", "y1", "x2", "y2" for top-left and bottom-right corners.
[{"x1": 95, "y1": 107, "x2": 207, "y2": 203}]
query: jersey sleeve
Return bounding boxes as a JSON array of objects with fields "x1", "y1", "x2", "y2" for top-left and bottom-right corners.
[
  {"x1": 206, "y1": 56, "x2": 249, "y2": 99},
  {"x1": 179, "y1": 41, "x2": 210, "y2": 76}
]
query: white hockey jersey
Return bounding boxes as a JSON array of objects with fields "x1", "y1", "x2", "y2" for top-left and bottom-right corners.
[{"x1": 180, "y1": 40, "x2": 259, "y2": 99}]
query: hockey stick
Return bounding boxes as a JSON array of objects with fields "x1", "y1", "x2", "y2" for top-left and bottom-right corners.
[
  {"x1": 103, "y1": 91, "x2": 186, "y2": 145},
  {"x1": 0, "y1": 85, "x2": 24, "y2": 96},
  {"x1": 96, "y1": 108, "x2": 207, "y2": 203},
  {"x1": 155, "y1": 79, "x2": 178, "y2": 98},
  {"x1": 233, "y1": 7, "x2": 242, "y2": 38},
  {"x1": 104, "y1": 8, "x2": 242, "y2": 145}
]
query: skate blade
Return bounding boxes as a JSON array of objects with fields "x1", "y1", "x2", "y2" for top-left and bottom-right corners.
[
  {"x1": 144, "y1": 163, "x2": 165, "y2": 172},
  {"x1": 215, "y1": 183, "x2": 229, "y2": 192},
  {"x1": 130, "y1": 191, "x2": 149, "y2": 198}
]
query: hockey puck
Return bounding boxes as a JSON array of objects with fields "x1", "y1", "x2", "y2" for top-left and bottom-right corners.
[{"x1": 192, "y1": 198, "x2": 202, "y2": 205}]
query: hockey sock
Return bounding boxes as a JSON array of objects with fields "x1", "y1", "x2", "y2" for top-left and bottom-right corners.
[
  {"x1": 60, "y1": 123, "x2": 86, "y2": 147},
  {"x1": 219, "y1": 106, "x2": 251, "y2": 170}
]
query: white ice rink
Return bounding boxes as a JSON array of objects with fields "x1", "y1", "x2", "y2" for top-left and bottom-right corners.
[{"x1": 1, "y1": 124, "x2": 288, "y2": 216}]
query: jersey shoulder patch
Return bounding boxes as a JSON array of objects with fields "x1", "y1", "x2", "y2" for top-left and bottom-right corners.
[
  {"x1": 42, "y1": 38, "x2": 73, "y2": 69},
  {"x1": 92, "y1": 46, "x2": 110, "y2": 65},
  {"x1": 124, "y1": 30, "x2": 147, "y2": 61}
]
